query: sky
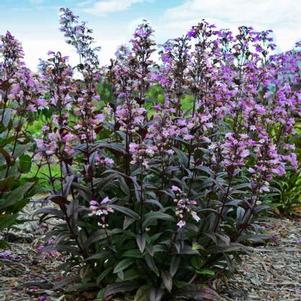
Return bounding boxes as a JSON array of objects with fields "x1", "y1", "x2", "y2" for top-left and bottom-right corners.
[{"x1": 0, "y1": 0, "x2": 300, "y2": 70}]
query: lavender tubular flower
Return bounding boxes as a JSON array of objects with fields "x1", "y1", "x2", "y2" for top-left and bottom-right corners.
[
  {"x1": 89, "y1": 197, "x2": 114, "y2": 228},
  {"x1": 59, "y1": 8, "x2": 100, "y2": 69}
]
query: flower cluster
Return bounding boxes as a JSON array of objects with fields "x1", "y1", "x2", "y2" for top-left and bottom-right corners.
[
  {"x1": 59, "y1": 8, "x2": 100, "y2": 69},
  {"x1": 129, "y1": 142, "x2": 157, "y2": 168},
  {"x1": 8, "y1": 67, "x2": 44, "y2": 112},
  {"x1": 89, "y1": 197, "x2": 114, "y2": 228},
  {"x1": 171, "y1": 186, "x2": 200, "y2": 228},
  {"x1": 94, "y1": 153, "x2": 114, "y2": 167},
  {"x1": 0, "y1": 31, "x2": 24, "y2": 76},
  {"x1": 115, "y1": 99, "x2": 146, "y2": 133},
  {"x1": 221, "y1": 133, "x2": 251, "y2": 170}
]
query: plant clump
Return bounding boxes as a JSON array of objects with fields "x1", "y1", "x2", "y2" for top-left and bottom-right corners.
[{"x1": 1, "y1": 8, "x2": 301, "y2": 301}]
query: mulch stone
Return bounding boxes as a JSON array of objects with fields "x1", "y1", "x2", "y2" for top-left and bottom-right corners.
[
  {"x1": 1, "y1": 215, "x2": 300, "y2": 301},
  {"x1": 219, "y1": 218, "x2": 301, "y2": 301}
]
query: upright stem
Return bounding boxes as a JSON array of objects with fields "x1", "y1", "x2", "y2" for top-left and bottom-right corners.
[
  {"x1": 61, "y1": 205, "x2": 88, "y2": 259},
  {"x1": 46, "y1": 157, "x2": 56, "y2": 192},
  {"x1": 139, "y1": 164, "x2": 144, "y2": 234},
  {"x1": 213, "y1": 171, "x2": 234, "y2": 233},
  {"x1": 187, "y1": 94, "x2": 197, "y2": 169},
  {"x1": 5, "y1": 117, "x2": 22, "y2": 178},
  {"x1": 1, "y1": 91, "x2": 8, "y2": 124}
]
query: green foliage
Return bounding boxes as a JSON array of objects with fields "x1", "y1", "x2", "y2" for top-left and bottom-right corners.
[
  {"x1": 181, "y1": 95, "x2": 194, "y2": 111},
  {"x1": 271, "y1": 171, "x2": 301, "y2": 214},
  {"x1": 144, "y1": 84, "x2": 165, "y2": 118},
  {"x1": 97, "y1": 78, "x2": 115, "y2": 105},
  {"x1": 0, "y1": 107, "x2": 37, "y2": 247},
  {"x1": 24, "y1": 162, "x2": 61, "y2": 191},
  {"x1": 26, "y1": 117, "x2": 44, "y2": 137},
  {"x1": 145, "y1": 84, "x2": 165, "y2": 104},
  {"x1": 270, "y1": 124, "x2": 301, "y2": 214}
]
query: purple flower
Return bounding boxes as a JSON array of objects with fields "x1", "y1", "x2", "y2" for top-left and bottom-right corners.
[
  {"x1": 38, "y1": 295, "x2": 48, "y2": 301},
  {"x1": 0, "y1": 250, "x2": 12, "y2": 259},
  {"x1": 89, "y1": 198, "x2": 114, "y2": 228}
]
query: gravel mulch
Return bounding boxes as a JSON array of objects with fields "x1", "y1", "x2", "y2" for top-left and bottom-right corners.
[
  {"x1": 1, "y1": 216, "x2": 300, "y2": 301},
  {"x1": 219, "y1": 218, "x2": 301, "y2": 301}
]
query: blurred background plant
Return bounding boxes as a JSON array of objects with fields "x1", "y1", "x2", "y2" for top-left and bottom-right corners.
[
  {"x1": 0, "y1": 32, "x2": 39, "y2": 248},
  {"x1": 268, "y1": 46, "x2": 301, "y2": 216},
  {"x1": 270, "y1": 120, "x2": 301, "y2": 215}
]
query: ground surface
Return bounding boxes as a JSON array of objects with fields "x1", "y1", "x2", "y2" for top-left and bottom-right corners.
[
  {"x1": 1, "y1": 216, "x2": 300, "y2": 301},
  {"x1": 219, "y1": 218, "x2": 301, "y2": 300}
]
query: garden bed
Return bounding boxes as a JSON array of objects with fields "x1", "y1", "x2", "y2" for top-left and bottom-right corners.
[
  {"x1": 1, "y1": 217, "x2": 300, "y2": 301},
  {"x1": 1, "y1": 8, "x2": 301, "y2": 301},
  {"x1": 219, "y1": 217, "x2": 301, "y2": 300}
]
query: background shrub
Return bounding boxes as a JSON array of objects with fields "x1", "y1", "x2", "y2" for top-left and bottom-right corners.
[
  {"x1": 271, "y1": 120, "x2": 301, "y2": 214},
  {"x1": 0, "y1": 32, "x2": 39, "y2": 248}
]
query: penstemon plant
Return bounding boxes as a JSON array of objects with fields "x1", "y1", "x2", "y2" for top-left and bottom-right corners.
[
  {"x1": 0, "y1": 32, "x2": 39, "y2": 247},
  {"x1": 10, "y1": 8, "x2": 299, "y2": 300},
  {"x1": 269, "y1": 52, "x2": 301, "y2": 214}
]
